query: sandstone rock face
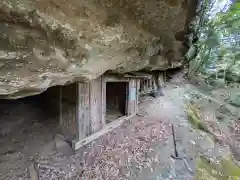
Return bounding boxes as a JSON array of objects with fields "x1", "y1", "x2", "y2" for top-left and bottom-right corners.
[{"x1": 0, "y1": 0, "x2": 197, "y2": 98}]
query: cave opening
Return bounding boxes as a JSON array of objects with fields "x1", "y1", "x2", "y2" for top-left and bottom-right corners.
[
  {"x1": 0, "y1": 86, "x2": 61, "y2": 138},
  {"x1": 0, "y1": 86, "x2": 65, "y2": 177},
  {"x1": 106, "y1": 82, "x2": 128, "y2": 124}
]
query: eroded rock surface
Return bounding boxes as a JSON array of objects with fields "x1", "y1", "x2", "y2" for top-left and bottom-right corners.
[{"x1": 0, "y1": 0, "x2": 197, "y2": 98}]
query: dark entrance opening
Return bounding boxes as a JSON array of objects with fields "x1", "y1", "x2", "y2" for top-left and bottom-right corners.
[
  {"x1": 0, "y1": 86, "x2": 61, "y2": 179},
  {"x1": 106, "y1": 82, "x2": 128, "y2": 123}
]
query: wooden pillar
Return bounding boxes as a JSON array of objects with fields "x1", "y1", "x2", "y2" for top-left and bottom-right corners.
[
  {"x1": 136, "y1": 79, "x2": 140, "y2": 111},
  {"x1": 146, "y1": 79, "x2": 149, "y2": 92},
  {"x1": 164, "y1": 71, "x2": 167, "y2": 82},
  {"x1": 149, "y1": 78, "x2": 153, "y2": 91},
  {"x1": 101, "y1": 78, "x2": 106, "y2": 126},
  {"x1": 151, "y1": 78, "x2": 155, "y2": 91},
  {"x1": 152, "y1": 71, "x2": 164, "y2": 97},
  {"x1": 143, "y1": 79, "x2": 146, "y2": 93},
  {"x1": 139, "y1": 79, "x2": 144, "y2": 93},
  {"x1": 145, "y1": 79, "x2": 148, "y2": 93},
  {"x1": 159, "y1": 72, "x2": 165, "y2": 87},
  {"x1": 127, "y1": 79, "x2": 138, "y2": 116},
  {"x1": 89, "y1": 77, "x2": 103, "y2": 133},
  {"x1": 76, "y1": 82, "x2": 91, "y2": 141},
  {"x1": 137, "y1": 79, "x2": 140, "y2": 92},
  {"x1": 152, "y1": 75, "x2": 157, "y2": 91}
]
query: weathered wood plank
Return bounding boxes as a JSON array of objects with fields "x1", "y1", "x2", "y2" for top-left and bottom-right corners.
[
  {"x1": 103, "y1": 75, "x2": 130, "y2": 82},
  {"x1": 101, "y1": 78, "x2": 106, "y2": 126},
  {"x1": 72, "y1": 115, "x2": 135, "y2": 150},
  {"x1": 159, "y1": 72, "x2": 165, "y2": 86},
  {"x1": 128, "y1": 72, "x2": 152, "y2": 78},
  {"x1": 90, "y1": 77, "x2": 103, "y2": 133},
  {"x1": 127, "y1": 79, "x2": 138, "y2": 116},
  {"x1": 76, "y1": 82, "x2": 90, "y2": 141}
]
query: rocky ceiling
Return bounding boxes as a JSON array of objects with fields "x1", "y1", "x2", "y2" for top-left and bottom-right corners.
[{"x1": 0, "y1": 0, "x2": 197, "y2": 98}]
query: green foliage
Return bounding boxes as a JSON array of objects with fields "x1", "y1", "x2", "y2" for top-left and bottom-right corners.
[
  {"x1": 196, "y1": 155, "x2": 240, "y2": 180},
  {"x1": 186, "y1": 104, "x2": 210, "y2": 134},
  {"x1": 189, "y1": 0, "x2": 240, "y2": 84}
]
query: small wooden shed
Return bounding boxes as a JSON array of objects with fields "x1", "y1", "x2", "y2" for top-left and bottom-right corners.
[{"x1": 59, "y1": 73, "x2": 141, "y2": 150}]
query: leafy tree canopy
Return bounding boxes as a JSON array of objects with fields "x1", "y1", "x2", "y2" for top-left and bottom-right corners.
[{"x1": 189, "y1": 0, "x2": 240, "y2": 84}]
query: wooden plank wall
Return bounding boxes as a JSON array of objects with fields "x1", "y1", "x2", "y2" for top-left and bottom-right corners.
[
  {"x1": 57, "y1": 75, "x2": 140, "y2": 143},
  {"x1": 76, "y1": 82, "x2": 91, "y2": 141},
  {"x1": 89, "y1": 77, "x2": 103, "y2": 133},
  {"x1": 127, "y1": 79, "x2": 138, "y2": 116}
]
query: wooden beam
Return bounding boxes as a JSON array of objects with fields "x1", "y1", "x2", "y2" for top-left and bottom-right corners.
[
  {"x1": 72, "y1": 115, "x2": 134, "y2": 150},
  {"x1": 123, "y1": 74, "x2": 149, "y2": 79},
  {"x1": 105, "y1": 71, "x2": 152, "y2": 79},
  {"x1": 127, "y1": 72, "x2": 152, "y2": 79},
  {"x1": 103, "y1": 76, "x2": 130, "y2": 82}
]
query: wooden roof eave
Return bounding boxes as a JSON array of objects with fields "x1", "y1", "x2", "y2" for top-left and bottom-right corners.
[{"x1": 123, "y1": 72, "x2": 152, "y2": 79}]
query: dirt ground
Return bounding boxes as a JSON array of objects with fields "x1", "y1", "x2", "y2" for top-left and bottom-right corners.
[{"x1": 0, "y1": 73, "x2": 238, "y2": 180}]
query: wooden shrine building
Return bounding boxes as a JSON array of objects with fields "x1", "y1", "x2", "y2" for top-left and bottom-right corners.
[
  {"x1": 46, "y1": 72, "x2": 161, "y2": 150},
  {"x1": 58, "y1": 73, "x2": 140, "y2": 150}
]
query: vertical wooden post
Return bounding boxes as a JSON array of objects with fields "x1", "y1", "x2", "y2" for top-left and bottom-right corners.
[
  {"x1": 147, "y1": 79, "x2": 150, "y2": 92},
  {"x1": 76, "y1": 82, "x2": 91, "y2": 141},
  {"x1": 151, "y1": 77, "x2": 155, "y2": 91},
  {"x1": 144, "y1": 79, "x2": 147, "y2": 93},
  {"x1": 164, "y1": 71, "x2": 167, "y2": 82},
  {"x1": 136, "y1": 79, "x2": 140, "y2": 112},
  {"x1": 139, "y1": 80, "x2": 143, "y2": 94},
  {"x1": 149, "y1": 78, "x2": 153, "y2": 91},
  {"x1": 142, "y1": 79, "x2": 146, "y2": 94},
  {"x1": 127, "y1": 79, "x2": 138, "y2": 116},
  {"x1": 152, "y1": 71, "x2": 164, "y2": 97},
  {"x1": 159, "y1": 72, "x2": 165, "y2": 86},
  {"x1": 89, "y1": 77, "x2": 103, "y2": 133},
  {"x1": 102, "y1": 78, "x2": 106, "y2": 126}
]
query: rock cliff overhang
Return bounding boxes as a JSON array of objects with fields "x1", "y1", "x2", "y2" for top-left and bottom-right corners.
[{"x1": 0, "y1": 0, "x2": 198, "y2": 98}]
